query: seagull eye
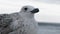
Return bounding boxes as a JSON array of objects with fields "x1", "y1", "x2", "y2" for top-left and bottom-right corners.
[{"x1": 24, "y1": 8, "x2": 28, "y2": 11}]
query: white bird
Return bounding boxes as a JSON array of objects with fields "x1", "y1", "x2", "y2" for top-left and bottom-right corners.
[
  {"x1": 9, "y1": 5, "x2": 39, "y2": 34},
  {"x1": 0, "y1": 5, "x2": 39, "y2": 34}
]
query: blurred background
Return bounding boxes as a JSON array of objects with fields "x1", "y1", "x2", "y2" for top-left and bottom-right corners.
[
  {"x1": 0, "y1": 0, "x2": 60, "y2": 23},
  {"x1": 0, "y1": 0, "x2": 60, "y2": 34}
]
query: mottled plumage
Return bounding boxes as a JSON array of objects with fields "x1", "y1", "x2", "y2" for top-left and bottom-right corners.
[
  {"x1": 0, "y1": 14, "x2": 12, "y2": 34},
  {"x1": 0, "y1": 5, "x2": 39, "y2": 34},
  {"x1": 9, "y1": 5, "x2": 39, "y2": 34}
]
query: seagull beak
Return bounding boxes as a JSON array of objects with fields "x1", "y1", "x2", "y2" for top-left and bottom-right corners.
[{"x1": 31, "y1": 8, "x2": 39, "y2": 13}]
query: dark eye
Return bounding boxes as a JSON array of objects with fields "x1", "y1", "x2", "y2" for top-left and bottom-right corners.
[{"x1": 24, "y1": 8, "x2": 28, "y2": 10}]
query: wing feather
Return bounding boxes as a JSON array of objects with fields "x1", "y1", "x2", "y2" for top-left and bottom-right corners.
[{"x1": 0, "y1": 14, "x2": 13, "y2": 34}]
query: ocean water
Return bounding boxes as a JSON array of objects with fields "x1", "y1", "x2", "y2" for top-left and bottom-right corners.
[{"x1": 38, "y1": 23, "x2": 60, "y2": 34}]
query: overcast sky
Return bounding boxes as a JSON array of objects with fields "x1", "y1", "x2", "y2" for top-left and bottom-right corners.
[
  {"x1": 35, "y1": 0, "x2": 60, "y2": 4},
  {"x1": 0, "y1": 0, "x2": 60, "y2": 23}
]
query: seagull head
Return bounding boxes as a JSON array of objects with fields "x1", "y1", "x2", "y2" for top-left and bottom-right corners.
[
  {"x1": 20, "y1": 5, "x2": 39, "y2": 18},
  {"x1": 20, "y1": 5, "x2": 39, "y2": 14}
]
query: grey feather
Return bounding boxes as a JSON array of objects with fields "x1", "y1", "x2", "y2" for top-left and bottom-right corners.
[{"x1": 0, "y1": 14, "x2": 13, "y2": 34}]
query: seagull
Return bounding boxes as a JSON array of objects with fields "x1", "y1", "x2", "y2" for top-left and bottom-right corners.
[
  {"x1": 0, "y1": 5, "x2": 39, "y2": 34},
  {"x1": 9, "y1": 5, "x2": 39, "y2": 34}
]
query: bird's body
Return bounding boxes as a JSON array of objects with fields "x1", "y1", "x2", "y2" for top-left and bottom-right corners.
[
  {"x1": 0, "y1": 5, "x2": 39, "y2": 34},
  {"x1": 9, "y1": 13, "x2": 38, "y2": 34}
]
